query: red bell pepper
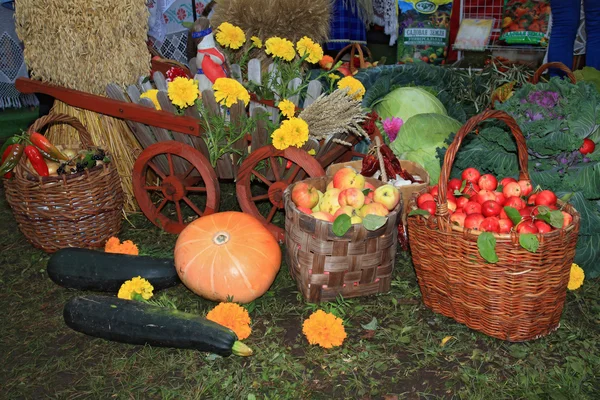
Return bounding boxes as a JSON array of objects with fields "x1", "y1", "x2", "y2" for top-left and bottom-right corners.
[
  {"x1": 29, "y1": 132, "x2": 68, "y2": 161},
  {"x1": 24, "y1": 145, "x2": 49, "y2": 176}
]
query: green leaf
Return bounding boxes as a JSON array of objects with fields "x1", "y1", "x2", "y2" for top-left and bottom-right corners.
[
  {"x1": 460, "y1": 180, "x2": 467, "y2": 192},
  {"x1": 548, "y1": 210, "x2": 564, "y2": 228},
  {"x1": 519, "y1": 234, "x2": 539, "y2": 253},
  {"x1": 332, "y1": 214, "x2": 352, "y2": 237},
  {"x1": 477, "y1": 232, "x2": 498, "y2": 263},
  {"x1": 559, "y1": 192, "x2": 575, "y2": 203},
  {"x1": 361, "y1": 317, "x2": 378, "y2": 330},
  {"x1": 362, "y1": 188, "x2": 372, "y2": 196},
  {"x1": 566, "y1": 162, "x2": 600, "y2": 199},
  {"x1": 408, "y1": 209, "x2": 430, "y2": 217},
  {"x1": 362, "y1": 214, "x2": 388, "y2": 231},
  {"x1": 574, "y1": 233, "x2": 600, "y2": 278},
  {"x1": 504, "y1": 206, "x2": 522, "y2": 225}
]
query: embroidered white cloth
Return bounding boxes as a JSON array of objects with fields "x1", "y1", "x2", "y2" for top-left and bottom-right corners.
[{"x1": 373, "y1": 0, "x2": 398, "y2": 46}]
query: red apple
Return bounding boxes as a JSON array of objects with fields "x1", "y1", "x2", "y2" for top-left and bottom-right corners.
[
  {"x1": 518, "y1": 180, "x2": 533, "y2": 197},
  {"x1": 332, "y1": 166, "x2": 365, "y2": 190},
  {"x1": 517, "y1": 221, "x2": 539, "y2": 234},
  {"x1": 297, "y1": 206, "x2": 313, "y2": 214},
  {"x1": 417, "y1": 193, "x2": 435, "y2": 208},
  {"x1": 480, "y1": 217, "x2": 500, "y2": 233},
  {"x1": 504, "y1": 196, "x2": 526, "y2": 210},
  {"x1": 499, "y1": 208, "x2": 509, "y2": 220},
  {"x1": 463, "y1": 201, "x2": 482, "y2": 215},
  {"x1": 534, "y1": 220, "x2": 552, "y2": 233},
  {"x1": 561, "y1": 211, "x2": 573, "y2": 228},
  {"x1": 359, "y1": 202, "x2": 389, "y2": 217},
  {"x1": 429, "y1": 185, "x2": 439, "y2": 197},
  {"x1": 478, "y1": 174, "x2": 498, "y2": 191},
  {"x1": 500, "y1": 177, "x2": 517, "y2": 187},
  {"x1": 419, "y1": 200, "x2": 437, "y2": 216},
  {"x1": 535, "y1": 190, "x2": 557, "y2": 207},
  {"x1": 291, "y1": 182, "x2": 320, "y2": 209},
  {"x1": 502, "y1": 182, "x2": 522, "y2": 198},
  {"x1": 451, "y1": 211, "x2": 467, "y2": 227},
  {"x1": 373, "y1": 184, "x2": 401, "y2": 210},
  {"x1": 481, "y1": 200, "x2": 502, "y2": 217},
  {"x1": 463, "y1": 182, "x2": 480, "y2": 197},
  {"x1": 456, "y1": 196, "x2": 469, "y2": 209},
  {"x1": 448, "y1": 178, "x2": 463, "y2": 192},
  {"x1": 461, "y1": 167, "x2": 481, "y2": 183},
  {"x1": 494, "y1": 191, "x2": 506, "y2": 206},
  {"x1": 519, "y1": 206, "x2": 534, "y2": 218},
  {"x1": 338, "y1": 188, "x2": 365, "y2": 209},
  {"x1": 464, "y1": 213, "x2": 485, "y2": 230},
  {"x1": 447, "y1": 198, "x2": 457, "y2": 212},
  {"x1": 498, "y1": 218, "x2": 514, "y2": 233},
  {"x1": 312, "y1": 211, "x2": 335, "y2": 222},
  {"x1": 476, "y1": 190, "x2": 497, "y2": 204},
  {"x1": 526, "y1": 193, "x2": 537, "y2": 205}
]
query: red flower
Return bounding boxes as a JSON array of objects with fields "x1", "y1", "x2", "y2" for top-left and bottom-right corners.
[
  {"x1": 166, "y1": 66, "x2": 189, "y2": 82},
  {"x1": 196, "y1": 3, "x2": 205, "y2": 15},
  {"x1": 163, "y1": 14, "x2": 169, "y2": 24},
  {"x1": 177, "y1": 8, "x2": 187, "y2": 21}
]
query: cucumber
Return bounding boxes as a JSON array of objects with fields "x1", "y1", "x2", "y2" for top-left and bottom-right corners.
[
  {"x1": 47, "y1": 248, "x2": 179, "y2": 292},
  {"x1": 63, "y1": 295, "x2": 252, "y2": 356}
]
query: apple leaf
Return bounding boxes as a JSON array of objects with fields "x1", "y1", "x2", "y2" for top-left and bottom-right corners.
[
  {"x1": 332, "y1": 214, "x2": 351, "y2": 237},
  {"x1": 477, "y1": 232, "x2": 498, "y2": 263},
  {"x1": 519, "y1": 234, "x2": 540, "y2": 253},
  {"x1": 362, "y1": 214, "x2": 388, "y2": 231},
  {"x1": 504, "y1": 206, "x2": 522, "y2": 225},
  {"x1": 559, "y1": 192, "x2": 575, "y2": 203},
  {"x1": 408, "y1": 209, "x2": 430, "y2": 217},
  {"x1": 549, "y1": 210, "x2": 564, "y2": 228},
  {"x1": 362, "y1": 188, "x2": 372, "y2": 196},
  {"x1": 460, "y1": 180, "x2": 467, "y2": 192},
  {"x1": 496, "y1": 184, "x2": 503, "y2": 192}
]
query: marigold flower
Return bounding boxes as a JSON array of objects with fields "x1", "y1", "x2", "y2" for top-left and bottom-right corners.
[
  {"x1": 278, "y1": 99, "x2": 296, "y2": 118},
  {"x1": 215, "y1": 22, "x2": 246, "y2": 50},
  {"x1": 337, "y1": 76, "x2": 366, "y2": 101},
  {"x1": 271, "y1": 128, "x2": 289, "y2": 150},
  {"x1": 265, "y1": 37, "x2": 296, "y2": 61},
  {"x1": 105, "y1": 237, "x2": 139, "y2": 255},
  {"x1": 302, "y1": 310, "x2": 346, "y2": 348},
  {"x1": 296, "y1": 36, "x2": 324, "y2": 64},
  {"x1": 140, "y1": 89, "x2": 161, "y2": 111},
  {"x1": 568, "y1": 263, "x2": 585, "y2": 290},
  {"x1": 271, "y1": 117, "x2": 309, "y2": 150},
  {"x1": 213, "y1": 77, "x2": 250, "y2": 107},
  {"x1": 308, "y1": 148, "x2": 316, "y2": 156},
  {"x1": 328, "y1": 73, "x2": 340, "y2": 81},
  {"x1": 118, "y1": 276, "x2": 154, "y2": 300},
  {"x1": 206, "y1": 302, "x2": 252, "y2": 340},
  {"x1": 250, "y1": 36, "x2": 263, "y2": 48},
  {"x1": 168, "y1": 77, "x2": 200, "y2": 108}
]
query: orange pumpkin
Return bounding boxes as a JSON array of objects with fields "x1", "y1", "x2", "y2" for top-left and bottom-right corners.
[{"x1": 174, "y1": 211, "x2": 281, "y2": 303}]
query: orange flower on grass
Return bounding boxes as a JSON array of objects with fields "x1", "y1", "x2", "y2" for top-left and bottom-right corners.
[
  {"x1": 302, "y1": 310, "x2": 346, "y2": 348},
  {"x1": 206, "y1": 302, "x2": 252, "y2": 340},
  {"x1": 105, "y1": 237, "x2": 139, "y2": 255}
]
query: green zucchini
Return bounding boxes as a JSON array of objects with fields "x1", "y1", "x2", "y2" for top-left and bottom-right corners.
[
  {"x1": 63, "y1": 295, "x2": 252, "y2": 357},
  {"x1": 47, "y1": 248, "x2": 179, "y2": 292}
]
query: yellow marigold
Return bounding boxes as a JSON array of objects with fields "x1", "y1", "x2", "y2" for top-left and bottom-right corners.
[
  {"x1": 140, "y1": 89, "x2": 162, "y2": 110},
  {"x1": 271, "y1": 117, "x2": 309, "y2": 150},
  {"x1": 250, "y1": 36, "x2": 263, "y2": 48},
  {"x1": 271, "y1": 128, "x2": 289, "y2": 150},
  {"x1": 215, "y1": 22, "x2": 246, "y2": 50},
  {"x1": 264, "y1": 37, "x2": 296, "y2": 61},
  {"x1": 213, "y1": 77, "x2": 250, "y2": 107},
  {"x1": 328, "y1": 73, "x2": 341, "y2": 81},
  {"x1": 118, "y1": 276, "x2": 154, "y2": 300},
  {"x1": 337, "y1": 76, "x2": 366, "y2": 101},
  {"x1": 308, "y1": 148, "x2": 316, "y2": 156},
  {"x1": 296, "y1": 36, "x2": 324, "y2": 64},
  {"x1": 568, "y1": 263, "x2": 585, "y2": 290},
  {"x1": 302, "y1": 310, "x2": 346, "y2": 348},
  {"x1": 278, "y1": 99, "x2": 296, "y2": 118},
  {"x1": 168, "y1": 77, "x2": 199, "y2": 108},
  {"x1": 105, "y1": 237, "x2": 139, "y2": 255},
  {"x1": 206, "y1": 302, "x2": 252, "y2": 340}
]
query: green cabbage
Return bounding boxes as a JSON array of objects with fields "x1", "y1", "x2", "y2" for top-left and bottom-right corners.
[
  {"x1": 374, "y1": 87, "x2": 448, "y2": 122},
  {"x1": 390, "y1": 113, "x2": 462, "y2": 184}
]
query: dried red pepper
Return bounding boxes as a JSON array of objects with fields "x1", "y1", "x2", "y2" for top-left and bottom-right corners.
[
  {"x1": 360, "y1": 154, "x2": 379, "y2": 177},
  {"x1": 398, "y1": 224, "x2": 409, "y2": 251},
  {"x1": 0, "y1": 143, "x2": 24, "y2": 178},
  {"x1": 29, "y1": 132, "x2": 68, "y2": 161},
  {"x1": 24, "y1": 145, "x2": 49, "y2": 176}
]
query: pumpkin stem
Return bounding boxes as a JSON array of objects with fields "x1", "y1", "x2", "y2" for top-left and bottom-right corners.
[{"x1": 213, "y1": 232, "x2": 230, "y2": 245}]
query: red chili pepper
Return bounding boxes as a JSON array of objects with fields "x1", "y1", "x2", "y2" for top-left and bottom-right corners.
[
  {"x1": 360, "y1": 154, "x2": 379, "y2": 177},
  {"x1": 29, "y1": 132, "x2": 68, "y2": 161},
  {"x1": 0, "y1": 143, "x2": 24, "y2": 178},
  {"x1": 1, "y1": 145, "x2": 15, "y2": 178},
  {"x1": 24, "y1": 145, "x2": 49, "y2": 176}
]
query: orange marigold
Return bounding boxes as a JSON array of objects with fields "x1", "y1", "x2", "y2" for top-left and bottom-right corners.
[
  {"x1": 104, "y1": 237, "x2": 139, "y2": 255},
  {"x1": 206, "y1": 302, "x2": 252, "y2": 340},
  {"x1": 302, "y1": 310, "x2": 346, "y2": 348}
]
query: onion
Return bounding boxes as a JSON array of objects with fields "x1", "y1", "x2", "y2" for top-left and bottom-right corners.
[{"x1": 46, "y1": 161, "x2": 60, "y2": 176}]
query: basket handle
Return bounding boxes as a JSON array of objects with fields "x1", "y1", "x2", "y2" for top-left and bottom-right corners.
[
  {"x1": 27, "y1": 113, "x2": 95, "y2": 148},
  {"x1": 531, "y1": 62, "x2": 577, "y2": 84},
  {"x1": 436, "y1": 110, "x2": 530, "y2": 218},
  {"x1": 332, "y1": 43, "x2": 372, "y2": 75}
]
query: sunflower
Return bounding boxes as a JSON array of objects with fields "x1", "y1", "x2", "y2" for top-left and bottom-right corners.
[
  {"x1": 264, "y1": 37, "x2": 296, "y2": 61},
  {"x1": 215, "y1": 22, "x2": 246, "y2": 50},
  {"x1": 213, "y1": 77, "x2": 250, "y2": 107},
  {"x1": 278, "y1": 99, "x2": 296, "y2": 118},
  {"x1": 168, "y1": 77, "x2": 199, "y2": 108},
  {"x1": 296, "y1": 36, "x2": 324, "y2": 64},
  {"x1": 118, "y1": 276, "x2": 154, "y2": 300},
  {"x1": 302, "y1": 310, "x2": 346, "y2": 348},
  {"x1": 206, "y1": 302, "x2": 252, "y2": 340},
  {"x1": 568, "y1": 263, "x2": 585, "y2": 290},
  {"x1": 337, "y1": 76, "x2": 366, "y2": 101},
  {"x1": 250, "y1": 36, "x2": 263, "y2": 48}
]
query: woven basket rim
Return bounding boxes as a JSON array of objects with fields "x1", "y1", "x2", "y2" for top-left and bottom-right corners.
[{"x1": 18, "y1": 162, "x2": 113, "y2": 184}]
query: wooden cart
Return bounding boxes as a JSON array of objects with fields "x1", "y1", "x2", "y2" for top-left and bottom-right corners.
[{"x1": 16, "y1": 70, "x2": 370, "y2": 242}]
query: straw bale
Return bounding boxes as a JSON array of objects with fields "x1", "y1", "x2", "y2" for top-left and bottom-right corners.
[{"x1": 15, "y1": 0, "x2": 150, "y2": 95}]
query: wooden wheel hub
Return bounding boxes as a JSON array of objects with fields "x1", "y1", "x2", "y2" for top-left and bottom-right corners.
[
  {"x1": 267, "y1": 181, "x2": 288, "y2": 208},
  {"x1": 161, "y1": 176, "x2": 186, "y2": 201}
]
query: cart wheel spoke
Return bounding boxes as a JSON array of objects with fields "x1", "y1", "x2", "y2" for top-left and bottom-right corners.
[
  {"x1": 251, "y1": 193, "x2": 270, "y2": 202},
  {"x1": 269, "y1": 156, "x2": 282, "y2": 181},
  {"x1": 186, "y1": 186, "x2": 207, "y2": 192},
  {"x1": 285, "y1": 164, "x2": 301, "y2": 184},
  {"x1": 266, "y1": 205, "x2": 277, "y2": 223},
  {"x1": 252, "y1": 169, "x2": 273, "y2": 186},
  {"x1": 183, "y1": 196, "x2": 203, "y2": 217},
  {"x1": 167, "y1": 154, "x2": 175, "y2": 176},
  {"x1": 175, "y1": 201, "x2": 183, "y2": 225},
  {"x1": 181, "y1": 164, "x2": 196, "y2": 179},
  {"x1": 147, "y1": 161, "x2": 167, "y2": 180},
  {"x1": 156, "y1": 198, "x2": 168, "y2": 214}
]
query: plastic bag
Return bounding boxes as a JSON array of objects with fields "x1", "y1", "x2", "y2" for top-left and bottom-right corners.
[
  {"x1": 397, "y1": 0, "x2": 454, "y2": 65},
  {"x1": 499, "y1": 0, "x2": 550, "y2": 46}
]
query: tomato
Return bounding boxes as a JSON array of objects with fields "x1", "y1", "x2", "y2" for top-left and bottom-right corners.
[
  {"x1": 478, "y1": 174, "x2": 498, "y2": 191},
  {"x1": 417, "y1": 193, "x2": 435, "y2": 208},
  {"x1": 480, "y1": 217, "x2": 500, "y2": 233},
  {"x1": 463, "y1": 201, "x2": 482, "y2": 215},
  {"x1": 498, "y1": 218, "x2": 514, "y2": 234},
  {"x1": 464, "y1": 213, "x2": 485, "y2": 230},
  {"x1": 419, "y1": 200, "x2": 437, "y2": 215},
  {"x1": 579, "y1": 138, "x2": 595, "y2": 155},
  {"x1": 461, "y1": 168, "x2": 481, "y2": 184},
  {"x1": 535, "y1": 190, "x2": 557, "y2": 207},
  {"x1": 503, "y1": 182, "x2": 522, "y2": 198},
  {"x1": 517, "y1": 180, "x2": 533, "y2": 197},
  {"x1": 504, "y1": 196, "x2": 526, "y2": 211},
  {"x1": 534, "y1": 220, "x2": 552, "y2": 234},
  {"x1": 448, "y1": 178, "x2": 463, "y2": 192},
  {"x1": 481, "y1": 200, "x2": 502, "y2": 217},
  {"x1": 517, "y1": 221, "x2": 538, "y2": 234}
]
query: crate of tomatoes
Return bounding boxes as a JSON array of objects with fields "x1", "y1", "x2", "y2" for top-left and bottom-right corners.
[
  {"x1": 1, "y1": 114, "x2": 124, "y2": 253},
  {"x1": 407, "y1": 110, "x2": 580, "y2": 342}
]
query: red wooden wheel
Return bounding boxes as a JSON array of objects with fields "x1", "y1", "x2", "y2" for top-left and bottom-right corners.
[
  {"x1": 133, "y1": 141, "x2": 219, "y2": 234},
  {"x1": 236, "y1": 145, "x2": 325, "y2": 242}
]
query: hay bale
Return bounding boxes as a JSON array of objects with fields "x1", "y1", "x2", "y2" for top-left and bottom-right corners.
[{"x1": 15, "y1": 0, "x2": 150, "y2": 95}]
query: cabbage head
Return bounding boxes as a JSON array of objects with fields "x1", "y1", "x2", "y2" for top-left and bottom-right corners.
[
  {"x1": 374, "y1": 87, "x2": 448, "y2": 122},
  {"x1": 390, "y1": 113, "x2": 462, "y2": 184}
]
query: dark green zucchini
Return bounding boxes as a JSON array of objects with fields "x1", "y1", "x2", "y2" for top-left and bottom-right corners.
[
  {"x1": 63, "y1": 295, "x2": 252, "y2": 356},
  {"x1": 47, "y1": 248, "x2": 179, "y2": 292}
]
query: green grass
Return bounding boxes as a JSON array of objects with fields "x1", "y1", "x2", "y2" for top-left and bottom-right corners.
[{"x1": 0, "y1": 182, "x2": 599, "y2": 399}]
